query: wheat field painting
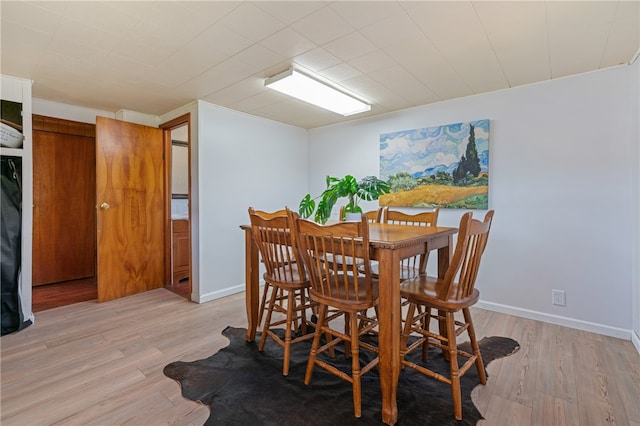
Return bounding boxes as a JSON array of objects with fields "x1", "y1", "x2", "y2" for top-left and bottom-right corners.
[{"x1": 379, "y1": 120, "x2": 489, "y2": 209}]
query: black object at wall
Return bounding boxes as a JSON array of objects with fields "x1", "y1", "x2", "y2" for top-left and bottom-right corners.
[{"x1": 1, "y1": 156, "x2": 31, "y2": 335}]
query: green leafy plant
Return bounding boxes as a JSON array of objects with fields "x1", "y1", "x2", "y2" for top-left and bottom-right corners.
[{"x1": 299, "y1": 175, "x2": 391, "y2": 224}]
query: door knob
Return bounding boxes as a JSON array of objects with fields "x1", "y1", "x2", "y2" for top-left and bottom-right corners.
[{"x1": 100, "y1": 202, "x2": 110, "y2": 210}]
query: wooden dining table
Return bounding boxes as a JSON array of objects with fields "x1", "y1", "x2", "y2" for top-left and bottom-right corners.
[{"x1": 241, "y1": 221, "x2": 458, "y2": 425}]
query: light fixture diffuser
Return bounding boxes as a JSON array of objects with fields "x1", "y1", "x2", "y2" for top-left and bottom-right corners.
[{"x1": 265, "y1": 68, "x2": 371, "y2": 116}]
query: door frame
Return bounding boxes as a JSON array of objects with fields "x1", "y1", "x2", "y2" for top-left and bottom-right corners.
[{"x1": 160, "y1": 114, "x2": 191, "y2": 296}]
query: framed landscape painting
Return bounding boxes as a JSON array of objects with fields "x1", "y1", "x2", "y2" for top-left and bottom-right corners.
[{"x1": 379, "y1": 119, "x2": 489, "y2": 209}]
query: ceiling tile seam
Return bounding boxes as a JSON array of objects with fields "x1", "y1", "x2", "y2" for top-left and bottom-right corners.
[
  {"x1": 181, "y1": 12, "x2": 326, "y2": 92},
  {"x1": 1, "y1": 18, "x2": 56, "y2": 53},
  {"x1": 170, "y1": 28, "x2": 269, "y2": 95},
  {"x1": 255, "y1": 27, "x2": 320, "y2": 70},
  {"x1": 470, "y1": 1, "x2": 512, "y2": 89},
  {"x1": 192, "y1": 40, "x2": 307, "y2": 99},
  {"x1": 395, "y1": 2, "x2": 474, "y2": 98},
  {"x1": 16, "y1": 2, "x2": 65, "y2": 54},
  {"x1": 194, "y1": 29, "x2": 367, "y2": 103},
  {"x1": 157, "y1": 5, "x2": 243, "y2": 69},
  {"x1": 181, "y1": 1, "x2": 243, "y2": 25},
  {"x1": 332, "y1": 29, "x2": 411, "y2": 105},
  {"x1": 253, "y1": 1, "x2": 322, "y2": 27},
  {"x1": 47, "y1": 5, "x2": 142, "y2": 56},
  {"x1": 598, "y1": 1, "x2": 621, "y2": 68},
  {"x1": 544, "y1": 1, "x2": 554, "y2": 79}
]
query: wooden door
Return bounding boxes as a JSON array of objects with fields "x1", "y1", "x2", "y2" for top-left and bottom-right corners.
[
  {"x1": 32, "y1": 117, "x2": 96, "y2": 285},
  {"x1": 96, "y1": 117, "x2": 165, "y2": 302}
]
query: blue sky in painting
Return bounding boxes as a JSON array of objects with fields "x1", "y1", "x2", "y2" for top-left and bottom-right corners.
[{"x1": 379, "y1": 120, "x2": 489, "y2": 180}]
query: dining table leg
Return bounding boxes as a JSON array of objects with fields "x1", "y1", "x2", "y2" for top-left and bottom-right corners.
[
  {"x1": 377, "y1": 247, "x2": 401, "y2": 426},
  {"x1": 437, "y1": 236, "x2": 453, "y2": 359},
  {"x1": 244, "y1": 228, "x2": 260, "y2": 342}
]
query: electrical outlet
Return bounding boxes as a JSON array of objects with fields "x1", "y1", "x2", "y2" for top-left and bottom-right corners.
[{"x1": 552, "y1": 289, "x2": 566, "y2": 306}]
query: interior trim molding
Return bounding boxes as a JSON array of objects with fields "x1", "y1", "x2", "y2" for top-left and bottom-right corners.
[
  {"x1": 632, "y1": 330, "x2": 640, "y2": 355},
  {"x1": 198, "y1": 284, "x2": 247, "y2": 304},
  {"x1": 476, "y1": 300, "x2": 631, "y2": 341}
]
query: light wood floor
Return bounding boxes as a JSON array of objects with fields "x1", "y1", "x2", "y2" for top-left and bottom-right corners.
[{"x1": 1, "y1": 288, "x2": 638, "y2": 425}]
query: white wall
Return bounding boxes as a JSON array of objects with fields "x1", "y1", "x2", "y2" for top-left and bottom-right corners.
[
  {"x1": 32, "y1": 98, "x2": 114, "y2": 123},
  {"x1": 189, "y1": 101, "x2": 308, "y2": 303},
  {"x1": 308, "y1": 66, "x2": 637, "y2": 339}
]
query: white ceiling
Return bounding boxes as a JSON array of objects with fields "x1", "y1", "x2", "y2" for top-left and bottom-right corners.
[{"x1": 1, "y1": 1, "x2": 638, "y2": 129}]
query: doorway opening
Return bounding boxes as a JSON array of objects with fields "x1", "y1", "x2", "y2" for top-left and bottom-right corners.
[
  {"x1": 31, "y1": 115, "x2": 98, "y2": 312},
  {"x1": 161, "y1": 115, "x2": 191, "y2": 300}
]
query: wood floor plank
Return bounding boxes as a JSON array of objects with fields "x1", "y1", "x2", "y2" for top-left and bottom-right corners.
[
  {"x1": 491, "y1": 315, "x2": 538, "y2": 407},
  {"x1": 530, "y1": 390, "x2": 579, "y2": 426},
  {"x1": 1, "y1": 289, "x2": 638, "y2": 426},
  {"x1": 534, "y1": 321, "x2": 577, "y2": 402},
  {"x1": 478, "y1": 393, "x2": 533, "y2": 426}
]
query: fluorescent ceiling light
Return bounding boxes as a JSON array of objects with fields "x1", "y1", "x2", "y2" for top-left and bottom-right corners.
[{"x1": 265, "y1": 68, "x2": 371, "y2": 116}]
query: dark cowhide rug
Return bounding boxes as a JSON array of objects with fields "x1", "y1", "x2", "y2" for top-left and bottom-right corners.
[{"x1": 164, "y1": 326, "x2": 519, "y2": 425}]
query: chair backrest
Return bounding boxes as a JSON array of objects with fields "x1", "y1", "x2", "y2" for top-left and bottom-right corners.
[
  {"x1": 250, "y1": 208, "x2": 288, "y2": 220},
  {"x1": 384, "y1": 208, "x2": 439, "y2": 227},
  {"x1": 248, "y1": 207, "x2": 306, "y2": 284},
  {"x1": 383, "y1": 208, "x2": 440, "y2": 275},
  {"x1": 290, "y1": 211, "x2": 375, "y2": 306},
  {"x1": 338, "y1": 206, "x2": 385, "y2": 223},
  {"x1": 364, "y1": 207, "x2": 385, "y2": 223},
  {"x1": 439, "y1": 210, "x2": 494, "y2": 301},
  {"x1": 338, "y1": 206, "x2": 384, "y2": 223}
]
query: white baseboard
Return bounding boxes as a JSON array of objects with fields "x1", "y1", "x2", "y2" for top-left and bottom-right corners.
[
  {"x1": 198, "y1": 284, "x2": 247, "y2": 304},
  {"x1": 475, "y1": 300, "x2": 632, "y2": 341},
  {"x1": 632, "y1": 330, "x2": 640, "y2": 355}
]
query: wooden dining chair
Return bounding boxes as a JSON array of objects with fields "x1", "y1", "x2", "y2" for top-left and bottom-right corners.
[
  {"x1": 399, "y1": 210, "x2": 495, "y2": 420},
  {"x1": 370, "y1": 208, "x2": 439, "y2": 280},
  {"x1": 290, "y1": 210, "x2": 379, "y2": 418},
  {"x1": 338, "y1": 205, "x2": 385, "y2": 223},
  {"x1": 250, "y1": 208, "x2": 288, "y2": 328},
  {"x1": 248, "y1": 207, "x2": 316, "y2": 376},
  {"x1": 330, "y1": 207, "x2": 384, "y2": 272}
]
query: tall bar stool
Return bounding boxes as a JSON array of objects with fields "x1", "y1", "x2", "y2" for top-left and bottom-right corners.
[
  {"x1": 400, "y1": 210, "x2": 495, "y2": 420},
  {"x1": 248, "y1": 207, "x2": 316, "y2": 376},
  {"x1": 290, "y1": 210, "x2": 379, "y2": 418}
]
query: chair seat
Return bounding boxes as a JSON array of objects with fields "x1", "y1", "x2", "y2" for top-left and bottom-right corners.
[
  {"x1": 310, "y1": 274, "x2": 379, "y2": 311},
  {"x1": 264, "y1": 263, "x2": 308, "y2": 288},
  {"x1": 400, "y1": 275, "x2": 480, "y2": 311}
]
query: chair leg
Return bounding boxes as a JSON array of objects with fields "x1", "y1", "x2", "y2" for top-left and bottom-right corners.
[
  {"x1": 446, "y1": 312, "x2": 462, "y2": 420},
  {"x1": 257, "y1": 283, "x2": 271, "y2": 327},
  {"x1": 463, "y1": 308, "x2": 486, "y2": 384},
  {"x1": 421, "y1": 306, "x2": 431, "y2": 362},
  {"x1": 344, "y1": 313, "x2": 352, "y2": 358},
  {"x1": 282, "y1": 289, "x2": 295, "y2": 376},
  {"x1": 298, "y1": 288, "x2": 308, "y2": 335},
  {"x1": 259, "y1": 284, "x2": 279, "y2": 352},
  {"x1": 400, "y1": 302, "x2": 417, "y2": 359},
  {"x1": 439, "y1": 309, "x2": 450, "y2": 361},
  {"x1": 350, "y1": 312, "x2": 362, "y2": 418},
  {"x1": 305, "y1": 304, "x2": 327, "y2": 385}
]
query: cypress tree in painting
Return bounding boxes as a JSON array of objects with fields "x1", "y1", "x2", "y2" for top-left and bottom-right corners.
[
  {"x1": 466, "y1": 125, "x2": 481, "y2": 177},
  {"x1": 453, "y1": 124, "x2": 481, "y2": 184}
]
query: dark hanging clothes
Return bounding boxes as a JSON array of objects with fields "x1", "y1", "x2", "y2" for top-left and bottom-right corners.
[{"x1": 1, "y1": 156, "x2": 31, "y2": 335}]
